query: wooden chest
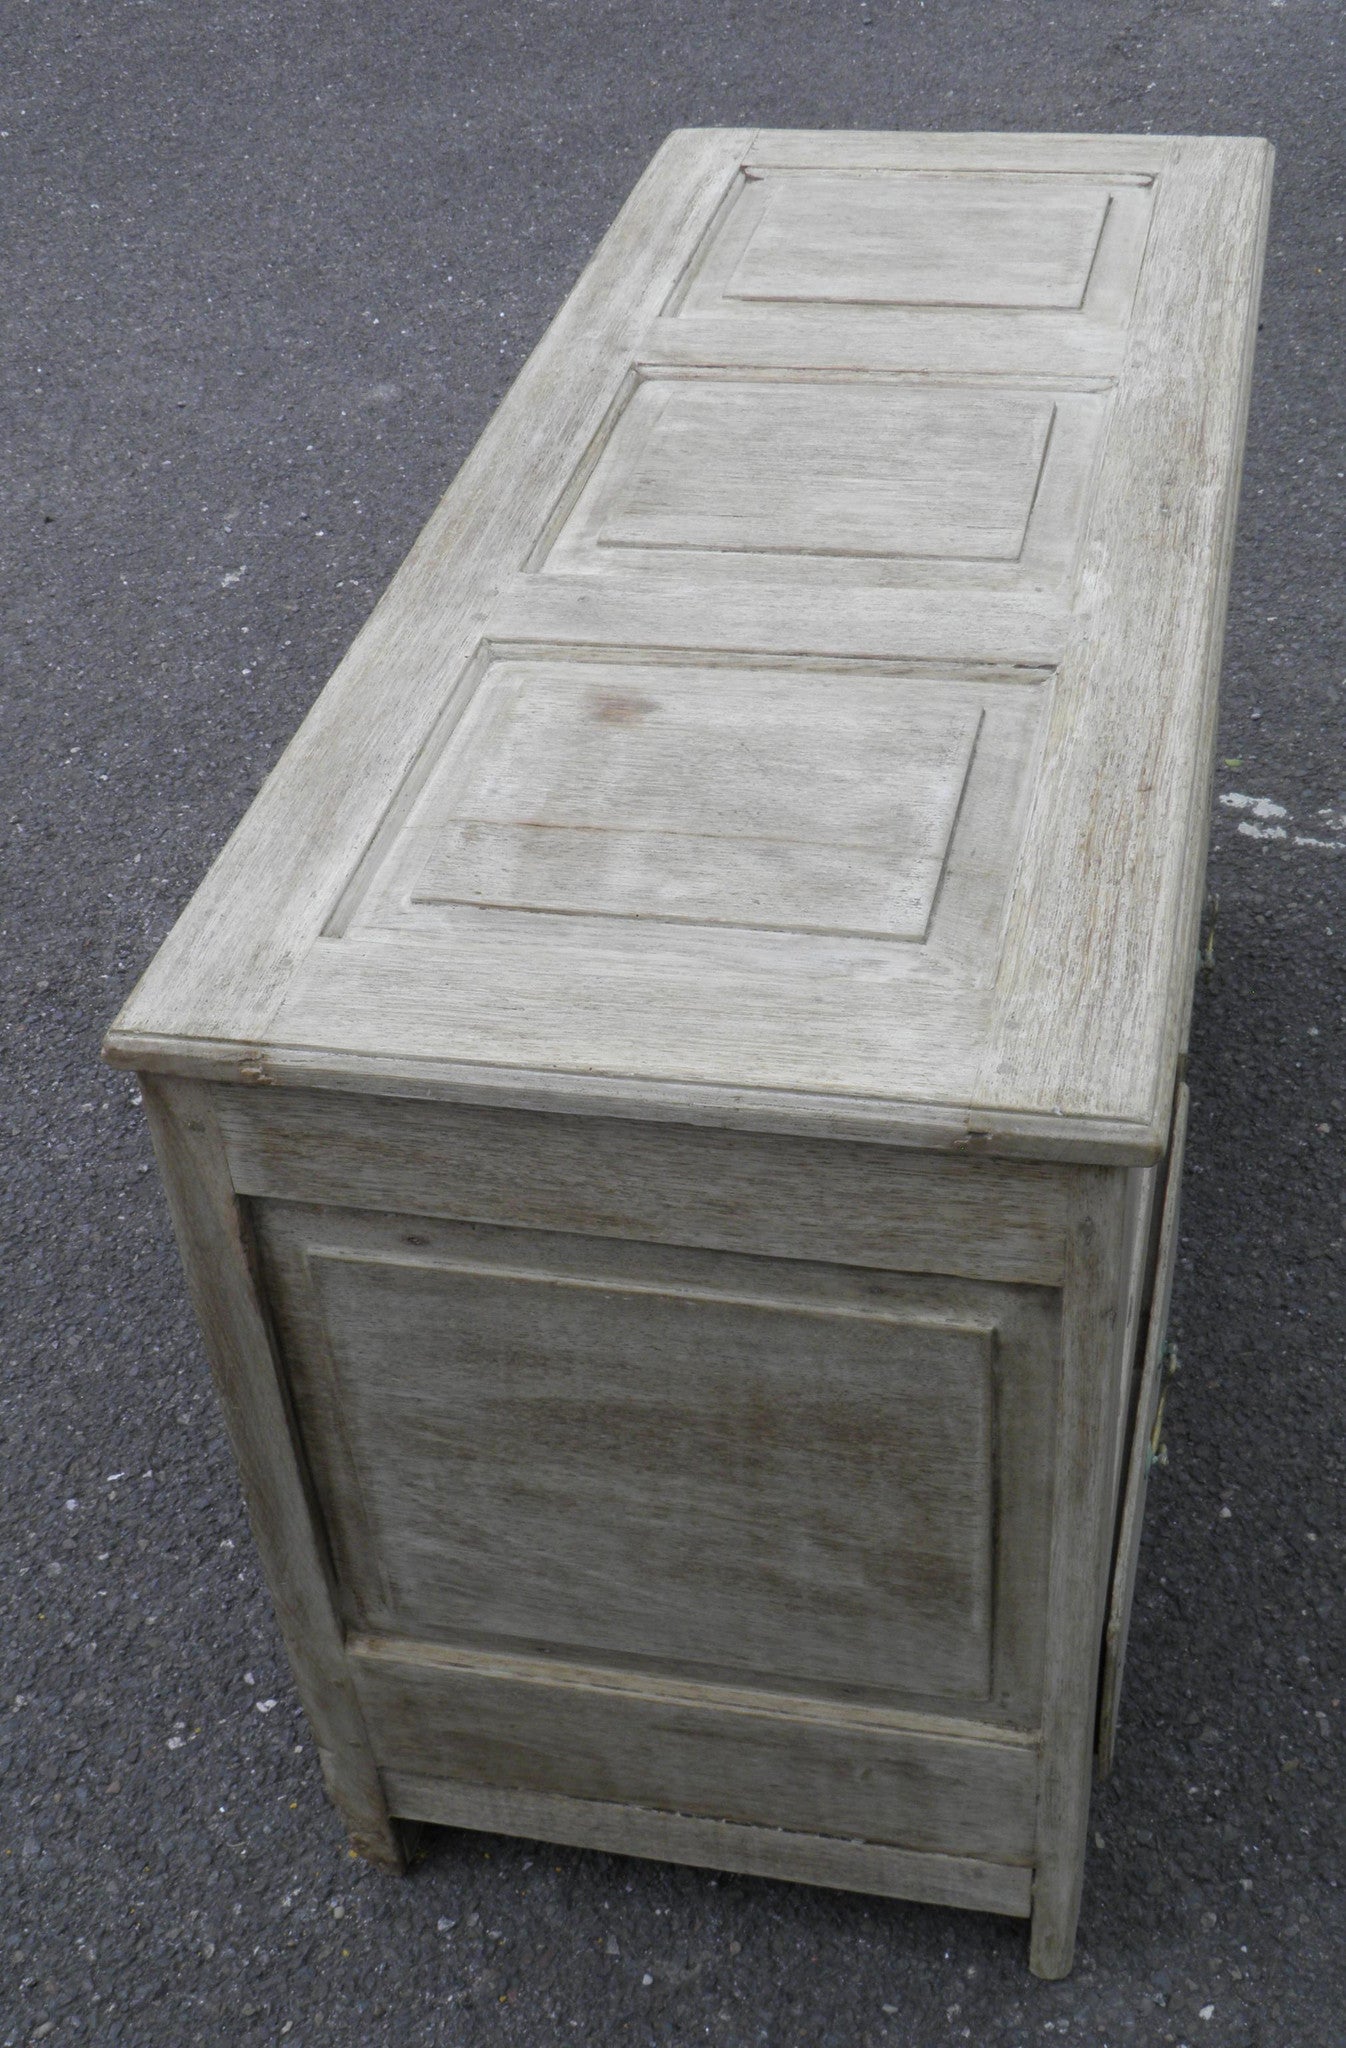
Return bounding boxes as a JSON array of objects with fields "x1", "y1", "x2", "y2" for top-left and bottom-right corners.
[{"x1": 104, "y1": 129, "x2": 1271, "y2": 1977}]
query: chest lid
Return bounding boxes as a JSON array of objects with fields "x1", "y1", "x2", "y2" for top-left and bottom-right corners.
[{"x1": 106, "y1": 129, "x2": 1272, "y2": 1162}]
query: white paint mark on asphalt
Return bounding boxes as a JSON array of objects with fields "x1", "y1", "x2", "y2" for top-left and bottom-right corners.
[
  {"x1": 1220, "y1": 791, "x2": 1346, "y2": 851},
  {"x1": 1220, "y1": 792, "x2": 1288, "y2": 819}
]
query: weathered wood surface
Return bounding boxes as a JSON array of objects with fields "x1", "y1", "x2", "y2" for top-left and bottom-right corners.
[
  {"x1": 1029, "y1": 1169, "x2": 1133, "y2": 1978},
  {"x1": 255, "y1": 1203, "x2": 1061, "y2": 1724},
  {"x1": 1097, "y1": 1084, "x2": 1192, "y2": 1778},
  {"x1": 1108, "y1": 1160, "x2": 1162, "y2": 1508},
  {"x1": 105, "y1": 129, "x2": 1272, "y2": 1165},
  {"x1": 381, "y1": 1775, "x2": 1033, "y2": 1918},
  {"x1": 137, "y1": 1077, "x2": 407, "y2": 1870},
  {"x1": 350, "y1": 1634, "x2": 1039, "y2": 1863},
  {"x1": 981, "y1": 147, "x2": 1273, "y2": 1139},
  {"x1": 218, "y1": 1085, "x2": 1073, "y2": 1286}
]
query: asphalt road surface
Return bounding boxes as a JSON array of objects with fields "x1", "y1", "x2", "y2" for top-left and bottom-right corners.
[{"x1": 3, "y1": 2, "x2": 1343, "y2": 2043}]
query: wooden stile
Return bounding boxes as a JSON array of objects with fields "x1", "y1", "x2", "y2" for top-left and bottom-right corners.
[{"x1": 105, "y1": 129, "x2": 1271, "y2": 1976}]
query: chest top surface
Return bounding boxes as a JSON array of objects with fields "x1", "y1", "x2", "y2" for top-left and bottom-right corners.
[{"x1": 107, "y1": 129, "x2": 1272, "y2": 1160}]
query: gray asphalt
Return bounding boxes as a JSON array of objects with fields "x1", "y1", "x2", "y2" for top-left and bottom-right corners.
[{"x1": 2, "y1": 2, "x2": 1343, "y2": 2043}]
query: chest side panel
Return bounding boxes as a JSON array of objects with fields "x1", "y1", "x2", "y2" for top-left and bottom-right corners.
[
  {"x1": 242, "y1": 1093, "x2": 1070, "y2": 1735},
  {"x1": 262, "y1": 1212, "x2": 1010, "y2": 1702}
]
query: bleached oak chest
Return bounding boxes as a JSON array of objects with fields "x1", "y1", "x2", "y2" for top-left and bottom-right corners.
[{"x1": 105, "y1": 129, "x2": 1271, "y2": 1977}]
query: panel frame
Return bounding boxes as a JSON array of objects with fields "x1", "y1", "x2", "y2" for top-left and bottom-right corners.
[
  {"x1": 350, "y1": 1632, "x2": 1040, "y2": 1867},
  {"x1": 381, "y1": 1772, "x2": 1034, "y2": 1918},
  {"x1": 1096, "y1": 1082, "x2": 1190, "y2": 1776},
  {"x1": 1029, "y1": 1164, "x2": 1133, "y2": 1977},
  {"x1": 137, "y1": 1075, "x2": 411, "y2": 1871},
  {"x1": 216, "y1": 1083, "x2": 1075, "y2": 1287}
]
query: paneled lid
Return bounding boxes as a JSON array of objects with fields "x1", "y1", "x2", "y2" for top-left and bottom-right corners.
[{"x1": 105, "y1": 129, "x2": 1273, "y2": 1162}]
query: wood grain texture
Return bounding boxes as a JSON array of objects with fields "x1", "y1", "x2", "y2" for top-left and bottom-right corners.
[
  {"x1": 721, "y1": 177, "x2": 1111, "y2": 309},
  {"x1": 381, "y1": 1774, "x2": 1033, "y2": 1917},
  {"x1": 377, "y1": 658, "x2": 984, "y2": 940},
  {"x1": 744, "y1": 131, "x2": 1169, "y2": 174},
  {"x1": 137, "y1": 1076, "x2": 406, "y2": 1870},
  {"x1": 355, "y1": 1635, "x2": 1042, "y2": 1748},
  {"x1": 1097, "y1": 1084, "x2": 1191, "y2": 1777},
  {"x1": 980, "y1": 138, "x2": 1273, "y2": 1136},
  {"x1": 109, "y1": 1032, "x2": 1171, "y2": 1162},
  {"x1": 256, "y1": 1205, "x2": 1061, "y2": 1723},
  {"x1": 555, "y1": 378, "x2": 1057, "y2": 560},
  {"x1": 1102, "y1": 1161, "x2": 1162, "y2": 1522},
  {"x1": 104, "y1": 129, "x2": 1270, "y2": 1167},
  {"x1": 672, "y1": 165, "x2": 1152, "y2": 339},
  {"x1": 318, "y1": 1258, "x2": 998, "y2": 1699},
  {"x1": 1029, "y1": 1167, "x2": 1132, "y2": 1979},
  {"x1": 489, "y1": 575, "x2": 1071, "y2": 667},
  {"x1": 216, "y1": 1084, "x2": 1073, "y2": 1285},
  {"x1": 542, "y1": 380, "x2": 1108, "y2": 592},
  {"x1": 350, "y1": 1635, "x2": 1039, "y2": 1863},
  {"x1": 268, "y1": 925, "x2": 990, "y2": 1110},
  {"x1": 645, "y1": 305, "x2": 1128, "y2": 378}
]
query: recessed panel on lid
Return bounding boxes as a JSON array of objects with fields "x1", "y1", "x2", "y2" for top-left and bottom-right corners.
[
  {"x1": 730, "y1": 174, "x2": 1110, "y2": 309},
  {"x1": 543, "y1": 377, "x2": 1110, "y2": 584},
  {"x1": 668, "y1": 167, "x2": 1154, "y2": 332},
  {"x1": 595, "y1": 381, "x2": 1051, "y2": 561},
  {"x1": 358, "y1": 659, "x2": 986, "y2": 942}
]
